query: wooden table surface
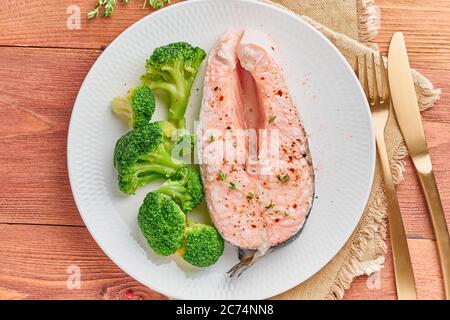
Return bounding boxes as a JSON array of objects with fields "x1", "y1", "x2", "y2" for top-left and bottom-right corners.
[{"x1": 0, "y1": 0, "x2": 449, "y2": 300}]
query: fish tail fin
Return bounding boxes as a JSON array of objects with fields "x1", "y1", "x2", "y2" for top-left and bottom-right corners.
[
  {"x1": 227, "y1": 256, "x2": 255, "y2": 279},
  {"x1": 229, "y1": 242, "x2": 272, "y2": 279}
]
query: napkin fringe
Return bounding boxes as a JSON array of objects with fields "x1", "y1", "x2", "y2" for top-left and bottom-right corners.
[
  {"x1": 414, "y1": 69, "x2": 442, "y2": 112},
  {"x1": 327, "y1": 182, "x2": 388, "y2": 299},
  {"x1": 357, "y1": 0, "x2": 379, "y2": 44},
  {"x1": 326, "y1": 78, "x2": 441, "y2": 300}
]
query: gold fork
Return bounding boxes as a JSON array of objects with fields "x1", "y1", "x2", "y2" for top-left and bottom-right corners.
[{"x1": 355, "y1": 53, "x2": 418, "y2": 300}]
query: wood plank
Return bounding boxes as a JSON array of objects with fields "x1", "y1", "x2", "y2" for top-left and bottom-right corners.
[
  {"x1": 344, "y1": 239, "x2": 445, "y2": 300},
  {"x1": 375, "y1": 0, "x2": 450, "y2": 126},
  {"x1": 0, "y1": 0, "x2": 181, "y2": 49},
  {"x1": 0, "y1": 224, "x2": 167, "y2": 300},
  {"x1": 0, "y1": 223, "x2": 442, "y2": 300},
  {"x1": 397, "y1": 122, "x2": 450, "y2": 239},
  {"x1": 0, "y1": 47, "x2": 101, "y2": 226},
  {"x1": 0, "y1": 0, "x2": 448, "y2": 56},
  {"x1": 374, "y1": 0, "x2": 450, "y2": 239}
]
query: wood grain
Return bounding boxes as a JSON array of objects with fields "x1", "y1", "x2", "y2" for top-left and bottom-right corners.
[
  {"x1": 0, "y1": 224, "x2": 167, "y2": 300},
  {"x1": 0, "y1": 222, "x2": 443, "y2": 300},
  {"x1": 0, "y1": 47, "x2": 101, "y2": 226},
  {"x1": 375, "y1": 0, "x2": 450, "y2": 240},
  {"x1": 0, "y1": 0, "x2": 181, "y2": 49},
  {"x1": 0, "y1": 0, "x2": 449, "y2": 300},
  {"x1": 344, "y1": 239, "x2": 445, "y2": 300}
]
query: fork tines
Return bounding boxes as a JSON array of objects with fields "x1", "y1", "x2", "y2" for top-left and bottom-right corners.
[{"x1": 354, "y1": 53, "x2": 391, "y2": 105}]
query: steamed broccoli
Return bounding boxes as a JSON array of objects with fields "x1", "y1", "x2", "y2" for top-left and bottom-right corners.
[
  {"x1": 112, "y1": 84, "x2": 156, "y2": 129},
  {"x1": 157, "y1": 167, "x2": 204, "y2": 213},
  {"x1": 114, "y1": 122, "x2": 184, "y2": 194},
  {"x1": 141, "y1": 42, "x2": 207, "y2": 129},
  {"x1": 138, "y1": 192, "x2": 186, "y2": 256},
  {"x1": 178, "y1": 222, "x2": 224, "y2": 268}
]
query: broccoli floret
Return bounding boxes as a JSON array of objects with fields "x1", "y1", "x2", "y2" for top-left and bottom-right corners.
[
  {"x1": 112, "y1": 84, "x2": 156, "y2": 129},
  {"x1": 114, "y1": 122, "x2": 184, "y2": 194},
  {"x1": 157, "y1": 167, "x2": 204, "y2": 213},
  {"x1": 141, "y1": 42, "x2": 206, "y2": 129},
  {"x1": 138, "y1": 192, "x2": 186, "y2": 256},
  {"x1": 178, "y1": 222, "x2": 224, "y2": 268}
]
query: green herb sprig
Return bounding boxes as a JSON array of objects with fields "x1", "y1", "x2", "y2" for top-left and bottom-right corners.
[
  {"x1": 88, "y1": 0, "x2": 171, "y2": 19},
  {"x1": 229, "y1": 182, "x2": 237, "y2": 190},
  {"x1": 149, "y1": 0, "x2": 171, "y2": 9},
  {"x1": 268, "y1": 115, "x2": 277, "y2": 124},
  {"x1": 266, "y1": 201, "x2": 274, "y2": 209},
  {"x1": 278, "y1": 175, "x2": 289, "y2": 183},
  {"x1": 218, "y1": 170, "x2": 227, "y2": 181}
]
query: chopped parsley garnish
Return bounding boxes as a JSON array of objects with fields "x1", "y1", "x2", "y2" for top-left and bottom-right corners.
[
  {"x1": 247, "y1": 192, "x2": 255, "y2": 200},
  {"x1": 218, "y1": 170, "x2": 227, "y2": 181},
  {"x1": 278, "y1": 175, "x2": 290, "y2": 183},
  {"x1": 229, "y1": 182, "x2": 237, "y2": 190},
  {"x1": 269, "y1": 115, "x2": 277, "y2": 124},
  {"x1": 266, "y1": 201, "x2": 274, "y2": 209}
]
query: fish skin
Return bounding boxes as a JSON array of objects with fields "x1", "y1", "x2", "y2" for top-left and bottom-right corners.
[
  {"x1": 199, "y1": 29, "x2": 315, "y2": 256},
  {"x1": 237, "y1": 211, "x2": 311, "y2": 262}
]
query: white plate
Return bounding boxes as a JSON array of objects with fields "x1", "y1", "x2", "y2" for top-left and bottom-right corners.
[{"x1": 68, "y1": 0, "x2": 375, "y2": 300}]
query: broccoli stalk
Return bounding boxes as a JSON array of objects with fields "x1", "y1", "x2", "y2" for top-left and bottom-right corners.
[
  {"x1": 135, "y1": 143, "x2": 183, "y2": 177},
  {"x1": 112, "y1": 84, "x2": 155, "y2": 129},
  {"x1": 114, "y1": 122, "x2": 185, "y2": 194},
  {"x1": 142, "y1": 42, "x2": 206, "y2": 129},
  {"x1": 158, "y1": 180, "x2": 187, "y2": 199},
  {"x1": 157, "y1": 167, "x2": 204, "y2": 213}
]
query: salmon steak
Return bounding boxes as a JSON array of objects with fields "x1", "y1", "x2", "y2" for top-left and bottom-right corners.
[{"x1": 198, "y1": 30, "x2": 315, "y2": 259}]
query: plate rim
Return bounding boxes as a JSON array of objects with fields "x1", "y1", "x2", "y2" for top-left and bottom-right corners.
[{"x1": 67, "y1": 0, "x2": 376, "y2": 299}]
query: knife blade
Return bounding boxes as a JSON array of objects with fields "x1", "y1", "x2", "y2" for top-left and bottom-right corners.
[{"x1": 389, "y1": 32, "x2": 450, "y2": 300}]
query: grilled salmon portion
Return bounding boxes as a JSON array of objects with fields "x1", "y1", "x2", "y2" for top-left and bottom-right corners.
[{"x1": 199, "y1": 30, "x2": 315, "y2": 252}]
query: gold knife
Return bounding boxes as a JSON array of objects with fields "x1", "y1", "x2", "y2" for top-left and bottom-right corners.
[{"x1": 389, "y1": 32, "x2": 450, "y2": 300}]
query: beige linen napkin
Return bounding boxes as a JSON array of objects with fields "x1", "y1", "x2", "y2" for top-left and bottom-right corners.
[{"x1": 260, "y1": 0, "x2": 441, "y2": 300}]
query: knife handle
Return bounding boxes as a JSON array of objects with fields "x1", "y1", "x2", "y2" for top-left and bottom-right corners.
[
  {"x1": 417, "y1": 170, "x2": 450, "y2": 300},
  {"x1": 376, "y1": 133, "x2": 418, "y2": 300}
]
